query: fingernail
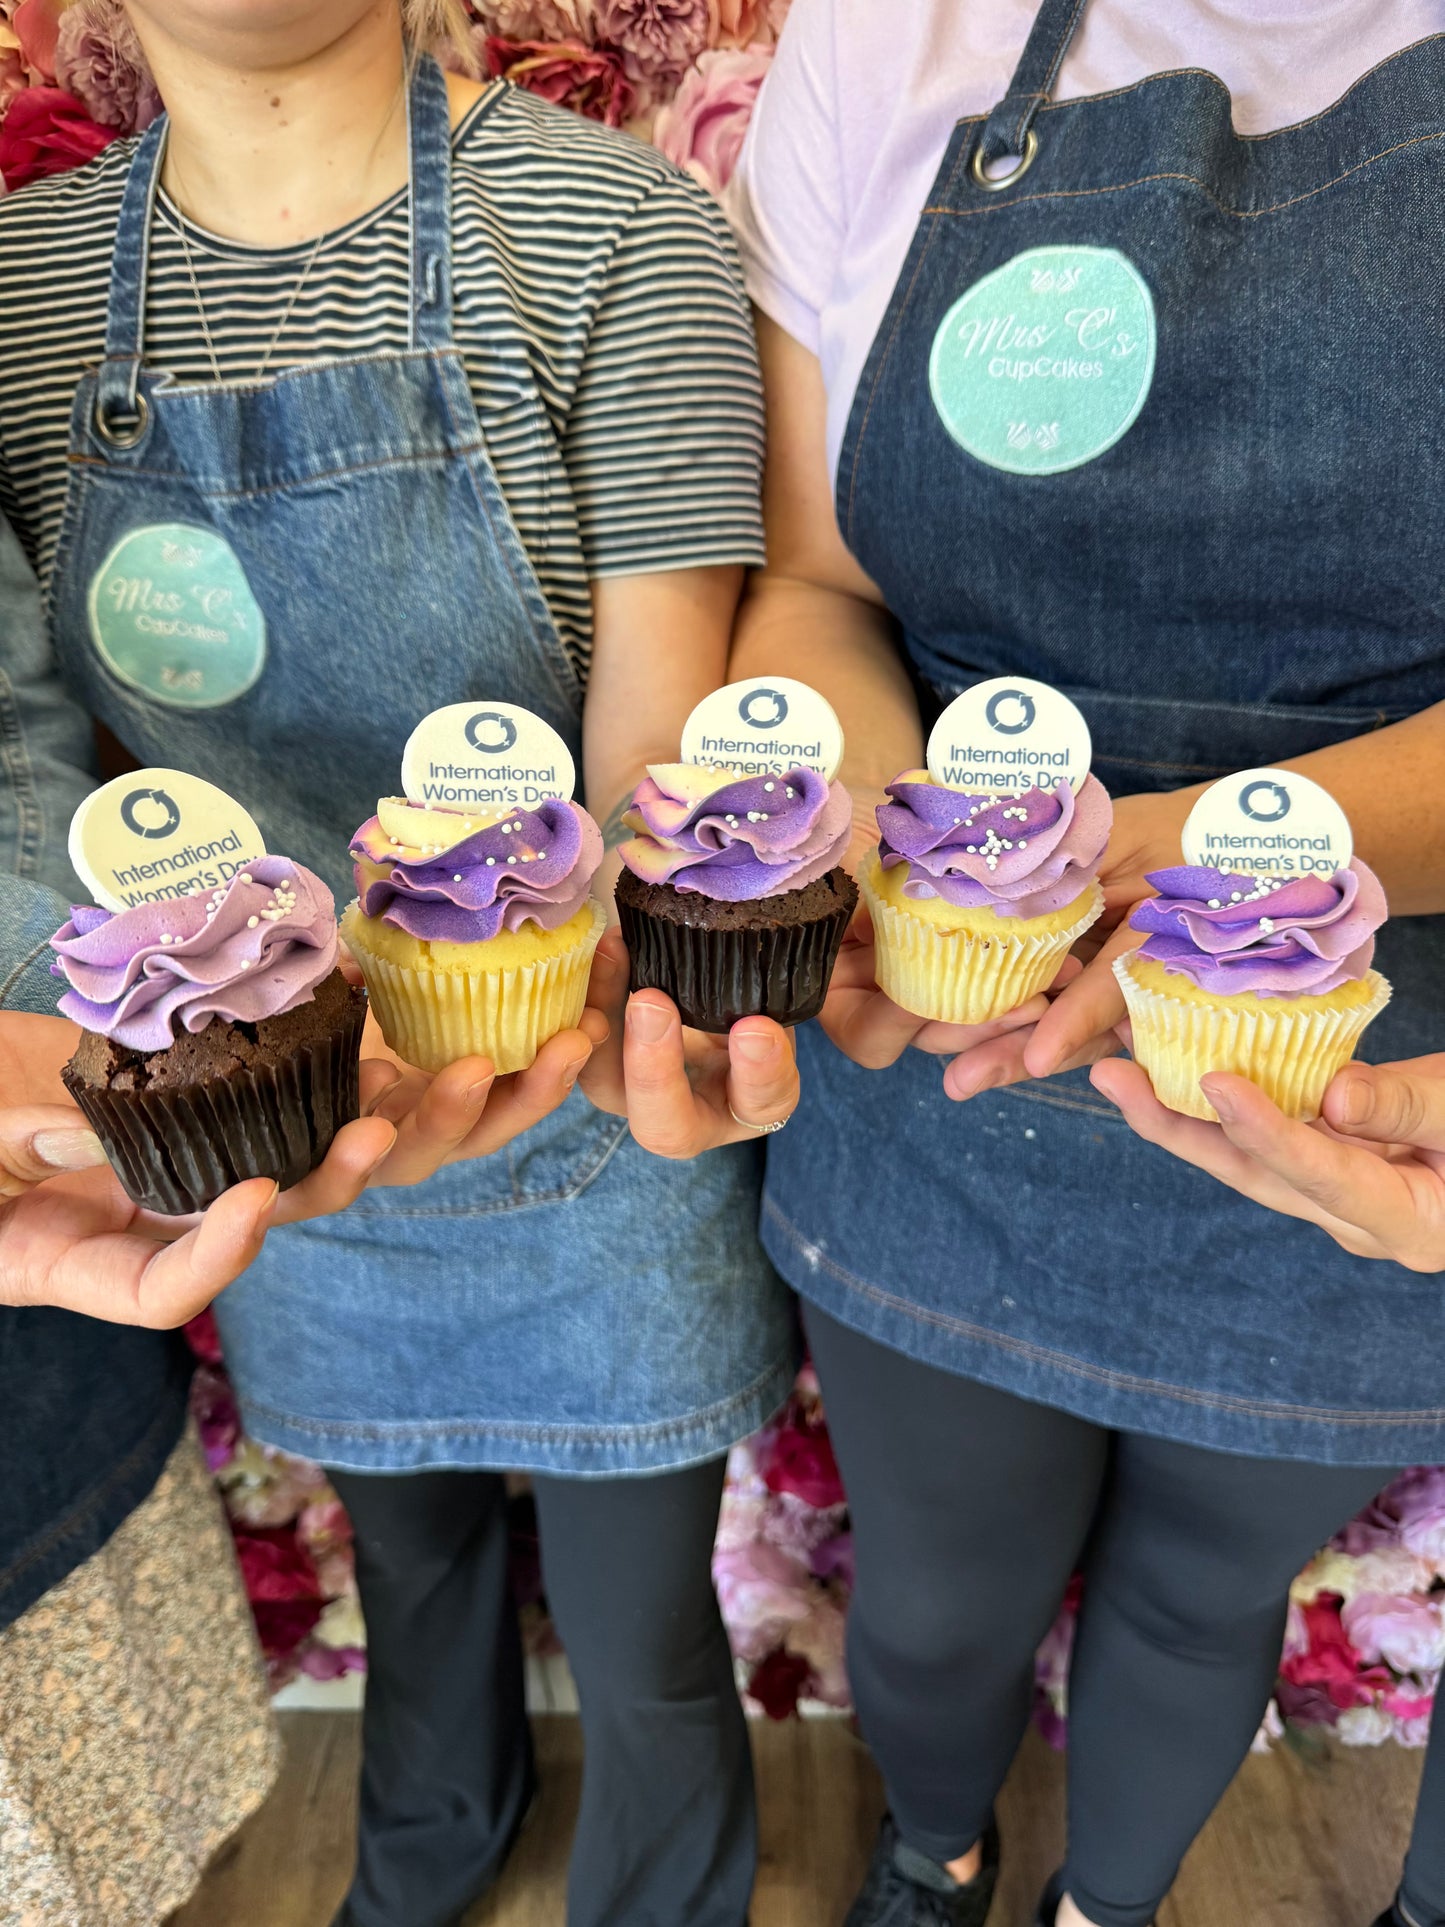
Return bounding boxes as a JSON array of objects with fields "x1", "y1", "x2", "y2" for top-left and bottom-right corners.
[
  {"x1": 1200, "y1": 1077, "x2": 1236, "y2": 1121},
  {"x1": 1331, "y1": 1069, "x2": 1373, "y2": 1129},
  {"x1": 32, "y1": 1128, "x2": 109, "y2": 1170},
  {"x1": 561, "y1": 1053, "x2": 587, "y2": 1090},
  {"x1": 627, "y1": 999, "x2": 671, "y2": 1045},
  {"x1": 732, "y1": 1029, "x2": 776, "y2": 1065},
  {"x1": 464, "y1": 1077, "x2": 494, "y2": 1107}
]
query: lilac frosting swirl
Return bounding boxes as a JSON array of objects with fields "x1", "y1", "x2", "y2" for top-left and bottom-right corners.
[
  {"x1": 352, "y1": 799, "x2": 602, "y2": 943},
  {"x1": 1129, "y1": 862, "x2": 1387, "y2": 996},
  {"x1": 51, "y1": 856, "x2": 340, "y2": 1053},
  {"x1": 619, "y1": 764, "x2": 852, "y2": 902},
  {"x1": 877, "y1": 773, "x2": 1112, "y2": 918}
]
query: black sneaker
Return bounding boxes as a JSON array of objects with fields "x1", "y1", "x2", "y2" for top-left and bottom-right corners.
[{"x1": 845, "y1": 1811, "x2": 1000, "y2": 1926}]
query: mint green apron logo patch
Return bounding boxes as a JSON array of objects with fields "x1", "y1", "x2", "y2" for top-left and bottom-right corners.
[
  {"x1": 929, "y1": 246, "x2": 1157, "y2": 476},
  {"x1": 88, "y1": 524, "x2": 266, "y2": 709}
]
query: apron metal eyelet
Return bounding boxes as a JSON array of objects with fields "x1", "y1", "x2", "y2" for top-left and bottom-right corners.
[
  {"x1": 94, "y1": 392, "x2": 150, "y2": 449},
  {"x1": 970, "y1": 129, "x2": 1040, "y2": 192}
]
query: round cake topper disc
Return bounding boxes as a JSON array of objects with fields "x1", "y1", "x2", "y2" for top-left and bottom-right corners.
[
  {"x1": 400, "y1": 702, "x2": 577, "y2": 816},
  {"x1": 927, "y1": 675, "x2": 1092, "y2": 794},
  {"x1": 1181, "y1": 767, "x2": 1354, "y2": 879},
  {"x1": 679, "y1": 678, "x2": 845, "y2": 782},
  {"x1": 69, "y1": 769, "x2": 267, "y2": 913}
]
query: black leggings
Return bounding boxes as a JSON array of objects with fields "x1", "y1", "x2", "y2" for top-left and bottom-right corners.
[
  {"x1": 1401, "y1": 1706, "x2": 1445, "y2": 1927},
  {"x1": 805, "y1": 1305, "x2": 1401, "y2": 1927},
  {"x1": 328, "y1": 1459, "x2": 752, "y2": 1927}
]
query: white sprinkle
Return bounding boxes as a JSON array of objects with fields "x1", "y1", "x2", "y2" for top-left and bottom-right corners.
[
  {"x1": 247, "y1": 916, "x2": 259, "y2": 929},
  {"x1": 764, "y1": 782, "x2": 775, "y2": 792},
  {"x1": 954, "y1": 817, "x2": 963, "y2": 825},
  {"x1": 485, "y1": 857, "x2": 496, "y2": 866},
  {"x1": 508, "y1": 854, "x2": 518, "y2": 863},
  {"x1": 785, "y1": 788, "x2": 795, "y2": 799},
  {"x1": 1230, "y1": 892, "x2": 1242, "y2": 902},
  {"x1": 241, "y1": 958, "x2": 253, "y2": 968},
  {"x1": 1207, "y1": 899, "x2": 1222, "y2": 909},
  {"x1": 239, "y1": 874, "x2": 253, "y2": 886},
  {"x1": 1018, "y1": 839, "x2": 1028, "y2": 849},
  {"x1": 501, "y1": 824, "x2": 512, "y2": 834},
  {"x1": 1260, "y1": 916, "x2": 1276, "y2": 934},
  {"x1": 453, "y1": 874, "x2": 463, "y2": 882},
  {"x1": 747, "y1": 811, "x2": 762, "y2": 822},
  {"x1": 160, "y1": 933, "x2": 173, "y2": 944}
]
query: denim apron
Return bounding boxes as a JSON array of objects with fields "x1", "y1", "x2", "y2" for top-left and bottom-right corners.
[
  {"x1": 45, "y1": 58, "x2": 795, "y2": 1476},
  {"x1": 764, "y1": 3, "x2": 1445, "y2": 1465}
]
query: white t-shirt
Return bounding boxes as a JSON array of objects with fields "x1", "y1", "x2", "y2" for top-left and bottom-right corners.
[{"x1": 726, "y1": 0, "x2": 1442, "y2": 483}]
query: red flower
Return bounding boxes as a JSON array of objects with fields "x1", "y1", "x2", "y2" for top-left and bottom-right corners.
[
  {"x1": 184, "y1": 1309, "x2": 224, "y2": 1365},
  {"x1": 1278, "y1": 1596, "x2": 1395, "y2": 1711},
  {"x1": 252, "y1": 1596, "x2": 326, "y2": 1666},
  {"x1": 747, "y1": 1647, "x2": 812, "y2": 1720},
  {"x1": 0, "y1": 85, "x2": 119, "y2": 191},
  {"x1": 484, "y1": 37, "x2": 636, "y2": 129},
  {"x1": 234, "y1": 1526, "x2": 324, "y2": 1604},
  {"x1": 756, "y1": 1419, "x2": 846, "y2": 1511}
]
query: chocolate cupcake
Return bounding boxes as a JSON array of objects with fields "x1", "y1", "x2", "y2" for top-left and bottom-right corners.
[
  {"x1": 616, "y1": 764, "x2": 857, "y2": 1032},
  {"x1": 51, "y1": 858, "x2": 365, "y2": 1215}
]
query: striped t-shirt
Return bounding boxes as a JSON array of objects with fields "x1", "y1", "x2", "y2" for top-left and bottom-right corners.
[{"x1": 0, "y1": 82, "x2": 765, "y2": 681}]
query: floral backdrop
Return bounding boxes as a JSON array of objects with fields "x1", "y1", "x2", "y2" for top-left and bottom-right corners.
[{"x1": 4, "y1": 0, "x2": 1443, "y2": 1750}]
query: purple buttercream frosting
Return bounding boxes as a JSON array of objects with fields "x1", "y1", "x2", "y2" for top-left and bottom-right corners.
[
  {"x1": 619, "y1": 763, "x2": 852, "y2": 902},
  {"x1": 1129, "y1": 862, "x2": 1387, "y2": 996},
  {"x1": 877, "y1": 772, "x2": 1112, "y2": 918},
  {"x1": 51, "y1": 856, "x2": 340, "y2": 1053},
  {"x1": 351, "y1": 799, "x2": 602, "y2": 943}
]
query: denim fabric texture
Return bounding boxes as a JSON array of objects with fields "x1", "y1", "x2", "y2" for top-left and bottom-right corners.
[
  {"x1": 35, "y1": 59, "x2": 795, "y2": 1474},
  {"x1": 764, "y1": 3, "x2": 1445, "y2": 1465}
]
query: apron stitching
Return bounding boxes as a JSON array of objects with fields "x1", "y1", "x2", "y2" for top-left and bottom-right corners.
[
  {"x1": 344, "y1": 1117, "x2": 630, "y2": 1217},
  {"x1": 924, "y1": 128, "x2": 1445, "y2": 224},
  {"x1": 68, "y1": 442, "x2": 493, "y2": 498},
  {"x1": 0, "y1": 928, "x2": 53, "y2": 1007},
  {"x1": 764, "y1": 1200, "x2": 1445, "y2": 1427},
  {"x1": 0, "y1": 668, "x2": 44, "y2": 880}
]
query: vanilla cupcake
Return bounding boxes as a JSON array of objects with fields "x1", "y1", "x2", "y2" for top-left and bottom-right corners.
[
  {"x1": 344, "y1": 796, "x2": 605, "y2": 1075},
  {"x1": 859, "y1": 771, "x2": 1112, "y2": 1023},
  {"x1": 1115, "y1": 863, "x2": 1391, "y2": 1121}
]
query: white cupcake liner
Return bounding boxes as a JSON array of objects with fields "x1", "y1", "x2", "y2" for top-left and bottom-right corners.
[
  {"x1": 346, "y1": 901, "x2": 606, "y2": 1076},
  {"x1": 1115, "y1": 952, "x2": 1392, "y2": 1121}
]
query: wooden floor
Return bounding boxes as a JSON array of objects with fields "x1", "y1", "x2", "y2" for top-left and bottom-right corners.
[{"x1": 171, "y1": 1711, "x2": 1422, "y2": 1927}]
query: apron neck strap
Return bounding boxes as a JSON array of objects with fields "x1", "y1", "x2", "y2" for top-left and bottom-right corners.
[
  {"x1": 406, "y1": 52, "x2": 456, "y2": 353},
  {"x1": 973, "y1": 0, "x2": 1092, "y2": 180},
  {"x1": 94, "y1": 49, "x2": 457, "y2": 435}
]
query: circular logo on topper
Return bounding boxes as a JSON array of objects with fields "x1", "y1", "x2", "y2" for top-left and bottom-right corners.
[
  {"x1": 464, "y1": 711, "x2": 519, "y2": 755},
  {"x1": 1181, "y1": 768, "x2": 1354, "y2": 880},
  {"x1": 739, "y1": 687, "x2": 789, "y2": 731},
  {"x1": 400, "y1": 701, "x2": 577, "y2": 816},
  {"x1": 69, "y1": 768, "x2": 267, "y2": 913},
  {"x1": 985, "y1": 688, "x2": 1037, "y2": 736},
  {"x1": 927, "y1": 675, "x2": 1092, "y2": 795},
  {"x1": 929, "y1": 245, "x2": 1157, "y2": 477},
  {"x1": 680, "y1": 678, "x2": 845, "y2": 782},
  {"x1": 86, "y1": 523, "x2": 267, "y2": 710}
]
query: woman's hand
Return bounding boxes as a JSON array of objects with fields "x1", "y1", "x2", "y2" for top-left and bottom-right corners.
[
  {"x1": 937, "y1": 787, "x2": 1195, "y2": 1101},
  {"x1": 1092, "y1": 1054, "x2": 1445, "y2": 1272},
  {"x1": 578, "y1": 931, "x2": 799, "y2": 1155}
]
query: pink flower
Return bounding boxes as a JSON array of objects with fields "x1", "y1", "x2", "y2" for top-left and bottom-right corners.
[
  {"x1": 712, "y1": 1540, "x2": 812, "y2": 1661},
  {"x1": 1342, "y1": 1593, "x2": 1445, "y2": 1678},
  {"x1": 297, "y1": 1639, "x2": 366, "y2": 1682},
  {"x1": 594, "y1": 0, "x2": 709, "y2": 93},
  {"x1": 653, "y1": 44, "x2": 770, "y2": 198},
  {"x1": 1389, "y1": 1466, "x2": 1445, "y2": 1569},
  {"x1": 705, "y1": 0, "x2": 781, "y2": 47},
  {"x1": 9, "y1": 0, "x2": 64, "y2": 82},
  {"x1": 1, "y1": 43, "x2": 29, "y2": 118},
  {"x1": 1278, "y1": 1596, "x2": 1394, "y2": 1711},
  {"x1": 0, "y1": 82, "x2": 117, "y2": 190},
  {"x1": 784, "y1": 1596, "x2": 850, "y2": 1707},
  {"x1": 484, "y1": 34, "x2": 635, "y2": 128},
  {"x1": 473, "y1": 0, "x2": 595, "y2": 37},
  {"x1": 184, "y1": 1309, "x2": 224, "y2": 1365},
  {"x1": 189, "y1": 1363, "x2": 241, "y2": 1472},
  {"x1": 753, "y1": 1411, "x2": 845, "y2": 1510},
  {"x1": 54, "y1": 0, "x2": 160, "y2": 135}
]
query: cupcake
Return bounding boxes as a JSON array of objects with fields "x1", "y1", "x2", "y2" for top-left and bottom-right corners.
[
  {"x1": 1115, "y1": 863, "x2": 1392, "y2": 1121},
  {"x1": 859, "y1": 772, "x2": 1112, "y2": 1023},
  {"x1": 52, "y1": 858, "x2": 365, "y2": 1216},
  {"x1": 615, "y1": 764, "x2": 856, "y2": 1032},
  {"x1": 344, "y1": 796, "x2": 606, "y2": 1075}
]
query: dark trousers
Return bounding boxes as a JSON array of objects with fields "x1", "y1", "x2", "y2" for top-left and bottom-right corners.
[
  {"x1": 805, "y1": 1305, "x2": 1400, "y2": 1927},
  {"x1": 1401, "y1": 1707, "x2": 1445, "y2": 1927},
  {"x1": 327, "y1": 1459, "x2": 753, "y2": 1927}
]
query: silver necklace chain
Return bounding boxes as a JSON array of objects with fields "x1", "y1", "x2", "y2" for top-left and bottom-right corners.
[{"x1": 175, "y1": 214, "x2": 328, "y2": 385}]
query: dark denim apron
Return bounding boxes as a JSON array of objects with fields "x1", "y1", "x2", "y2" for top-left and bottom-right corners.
[
  {"x1": 764, "y1": 3, "x2": 1445, "y2": 1464},
  {"x1": 44, "y1": 59, "x2": 795, "y2": 1475}
]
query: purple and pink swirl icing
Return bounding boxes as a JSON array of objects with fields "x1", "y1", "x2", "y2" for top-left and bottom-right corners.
[
  {"x1": 620, "y1": 764, "x2": 851, "y2": 901},
  {"x1": 352, "y1": 800, "x2": 602, "y2": 943},
  {"x1": 877, "y1": 773, "x2": 1112, "y2": 918},
  {"x1": 51, "y1": 856, "x2": 340, "y2": 1053},
  {"x1": 1130, "y1": 863, "x2": 1387, "y2": 996}
]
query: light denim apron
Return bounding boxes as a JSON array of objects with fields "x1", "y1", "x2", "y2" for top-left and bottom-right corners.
[
  {"x1": 45, "y1": 58, "x2": 796, "y2": 1475},
  {"x1": 764, "y1": 1, "x2": 1445, "y2": 1465}
]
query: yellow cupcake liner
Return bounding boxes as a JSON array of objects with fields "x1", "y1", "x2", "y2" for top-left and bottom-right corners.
[
  {"x1": 345, "y1": 900, "x2": 606, "y2": 1076},
  {"x1": 1114, "y1": 951, "x2": 1392, "y2": 1122},
  {"x1": 859, "y1": 852, "x2": 1103, "y2": 1024}
]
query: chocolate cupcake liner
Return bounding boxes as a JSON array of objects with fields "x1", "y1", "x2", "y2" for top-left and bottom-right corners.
[
  {"x1": 63, "y1": 1000, "x2": 366, "y2": 1217},
  {"x1": 344, "y1": 900, "x2": 606, "y2": 1076},
  {"x1": 1115, "y1": 953, "x2": 1393, "y2": 1122},
  {"x1": 618, "y1": 889, "x2": 856, "y2": 1034}
]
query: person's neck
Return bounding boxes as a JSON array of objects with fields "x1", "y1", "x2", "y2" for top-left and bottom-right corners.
[{"x1": 146, "y1": 10, "x2": 410, "y2": 248}]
